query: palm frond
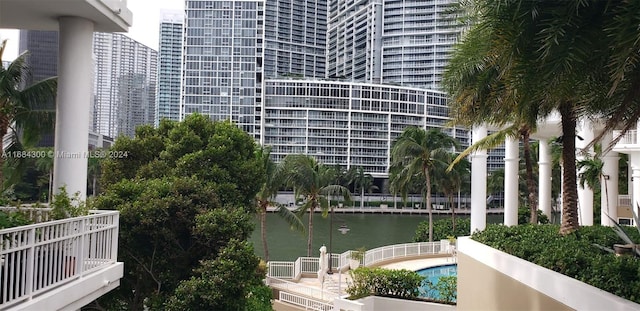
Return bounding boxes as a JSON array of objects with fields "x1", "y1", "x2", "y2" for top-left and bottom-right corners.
[{"x1": 277, "y1": 205, "x2": 305, "y2": 234}]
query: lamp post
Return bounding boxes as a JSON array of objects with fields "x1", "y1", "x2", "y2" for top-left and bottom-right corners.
[{"x1": 328, "y1": 204, "x2": 349, "y2": 275}]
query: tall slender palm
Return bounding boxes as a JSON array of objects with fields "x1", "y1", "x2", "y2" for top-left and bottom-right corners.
[
  {"x1": 390, "y1": 127, "x2": 459, "y2": 242},
  {"x1": 34, "y1": 147, "x2": 54, "y2": 202},
  {"x1": 349, "y1": 166, "x2": 378, "y2": 208},
  {"x1": 278, "y1": 154, "x2": 351, "y2": 256},
  {"x1": 255, "y1": 146, "x2": 303, "y2": 261},
  {"x1": 434, "y1": 154, "x2": 470, "y2": 231},
  {"x1": 0, "y1": 40, "x2": 57, "y2": 189}
]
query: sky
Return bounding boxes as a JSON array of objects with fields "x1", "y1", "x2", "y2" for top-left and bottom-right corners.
[{"x1": 0, "y1": 0, "x2": 184, "y2": 61}]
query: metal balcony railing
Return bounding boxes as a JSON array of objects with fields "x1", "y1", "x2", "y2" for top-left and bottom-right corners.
[{"x1": 0, "y1": 210, "x2": 119, "y2": 309}]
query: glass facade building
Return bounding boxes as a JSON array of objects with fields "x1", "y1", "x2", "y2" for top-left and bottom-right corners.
[
  {"x1": 157, "y1": 11, "x2": 184, "y2": 124},
  {"x1": 182, "y1": 0, "x2": 501, "y2": 178},
  {"x1": 263, "y1": 79, "x2": 467, "y2": 176},
  {"x1": 93, "y1": 33, "x2": 158, "y2": 138},
  {"x1": 182, "y1": 0, "x2": 264, "y2": 138},
  {"x1": 381, "y1": 0, "x2": 460, "y2": 90}
]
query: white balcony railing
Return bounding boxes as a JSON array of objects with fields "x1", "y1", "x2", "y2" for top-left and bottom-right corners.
[
  {"x1": 613, "y1": 130, "x2": 638, "y2": 145},
  {"x1": 267, "y1": 241, "x2": 449, "y2": 280},
  {"x1": 0, "y1": 210, "x2": 119, "y2": 309},
  {"x1": 619, "y1": 195, "x2": 632, "y2": 207}
]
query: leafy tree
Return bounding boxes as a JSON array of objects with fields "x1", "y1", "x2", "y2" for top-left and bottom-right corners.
[
  {"x1": 414, "y1": 218, "x2": 471, "y2": 242},
  {"x1": 92, "y1": 115, "x2": 265, "y2": 310},
  {"x1": 166, "y1": 240, "x2": 272, "y2": 311},
  {"x1": 278, "y1": 154, "x2": 351, "y2": 256},
  {"x1": 101, "y1": 114, "x2": 263, "y2": 209},
  {"x1": 390, "y1": 127, "x2": 458, "y2": 242},
  {"x1": 0, "y1": 40, "x2": 56, "y2": 189}
]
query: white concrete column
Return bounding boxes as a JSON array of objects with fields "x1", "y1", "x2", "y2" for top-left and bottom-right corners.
[
  {"x1": 470, "y1": 126, "x2": 488, "y2": 234},
  {"x1": 503, "y1": 136, "x2": 519, "y2": 226},
  {"x1": 52, "y1": 17, "x2": 95, "y2": 202},
  {"x1": 632, "y1": 164, "x2": 640, "y2": 219},
  {"x1": 600, "y1": 131, "x2": 619, "y2": 226},
  {"x1": 576, "y1": 119, "x2": 594, "y2": 225},
  {"x1": 538, "y1": 139, "x2": 552, "y2": 219}
]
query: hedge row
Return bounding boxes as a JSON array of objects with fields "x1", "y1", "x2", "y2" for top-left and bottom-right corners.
[{"x1": 472, "y1": 224, "x2": 640, "y2": 303}]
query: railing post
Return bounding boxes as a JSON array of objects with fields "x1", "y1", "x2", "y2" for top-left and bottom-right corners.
[
  {"x1": 25, "y1": 227, "x2": 36, "y2": 300},
  {"x1": 111, "y1": 213, "x2": 120, "y2": 263},
  {"x1": 78, "y1": 217, "x2": 86, "y2": 277}
]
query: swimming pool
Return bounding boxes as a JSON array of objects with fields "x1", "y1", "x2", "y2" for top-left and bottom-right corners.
[{"x1": 417, "y1": 264, "x2": 457, "y2": 301}]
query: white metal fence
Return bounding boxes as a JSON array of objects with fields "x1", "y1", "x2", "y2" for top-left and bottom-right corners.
[
  {"x1": 364, "y1": 242, "x2": 445, "y2": 267},
  {"x1": 0, "y1": 210, "x2": 119, "y2": 309},
  {"x1": 267, "y1": 277, "x2": 339, "y2": 301},
  {"x1": 267, "y1": 241, "x2": 448, "y2": 280},
  {"x1": 613, "y1": 130, "x2": 637, "y2": 145},
  {"x1": 0, "y1": 206, "x2": 52, "y2": 224},
  {"x1": 279, "y1": 291, "x2": 333, "y2": 311}
]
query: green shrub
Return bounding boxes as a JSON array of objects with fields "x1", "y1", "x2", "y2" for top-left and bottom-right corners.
[
  {"x1": 423, "y1": 275, "x2": 457, "y2": 303},
  {"x1": 517, "y1": 207, "x2": 549, "y2": 224},
  {"x1": 472, "y1": 224, "x2": 640, "y2": 303},
  {"x1": 414, "y1": 218, "x2": 471, "y2": 242},
  {"x1": 347, "y1": 267, "x2": 424, "y2": 300},
  {"x1": 50, "y1": 186, "x2": 90, "y2": 220},
  {"x1": 0, "y1": 210, "x2": 32, "y2": 229}
]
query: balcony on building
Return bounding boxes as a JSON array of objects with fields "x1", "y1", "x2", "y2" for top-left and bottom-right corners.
[{"x1": 0, "y1": 207, "x2": 122, "y2": 310}]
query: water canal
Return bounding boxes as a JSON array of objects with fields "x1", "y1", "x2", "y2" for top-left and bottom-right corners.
[{"x1": 249, "y1": 213, "x2": 503, "y2": 261}]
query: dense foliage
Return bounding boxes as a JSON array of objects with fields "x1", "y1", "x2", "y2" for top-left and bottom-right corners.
[
  {"x1": 347, "y1": 267, "x2": 424, "y2": 300},
  {"x1": 414, "y1": 218, "x2": 471, "y2": 242},
  {"x1": 473, "y1": 224, "x2": 640, "y2": 303},
  {"x1": 166, "y1": 240, "x2": 271, "y2": 310},
  {"x1": 517, "y1": 207, "x2": 549, "y2": 225},
  {"x1": 91, "y1": 114, "x2": 270, "y2": 310},
  {"x1": 423, "y1": 275, "x2": 457, "y2": 304},
  {"x1": 0, "y1": 210, "x2": 31, "y2": 229}
]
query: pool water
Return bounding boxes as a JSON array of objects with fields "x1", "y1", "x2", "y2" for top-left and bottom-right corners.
[{"x1": 417, "y1": 264, "x2": 457, "y2": 301}]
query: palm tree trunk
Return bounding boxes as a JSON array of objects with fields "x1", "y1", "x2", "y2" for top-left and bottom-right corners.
[
  {"x1": 425, "y1": 168, "x2": 433, "y2": 242},
  {"x1": 48, "y1": 170, "x2": 53, "y2": 203},
  {"x1": 260, "y1": 205, "x2": 269, "y2": 261},
  {"x1": 449, "y1": 193, "x2": 456, "y2": 232},
  {"x1": 360, "y1": 188, "x2": 364, "y2": 208},
  {"x1": 521, "y1": 129, "x2": 539, "y2": 224},
  {"x1": 307, "y1": 205, "x2": 314, "y2": 257},
  {"x1": 559, "y1": 102, "x2": 579, "y2": 234},
  {"x1": 0, "y1": 121, "x2": 7, "y2": 189},
  {"x1": 92, "y1": 176, "x2": 97, "y2": 196}
]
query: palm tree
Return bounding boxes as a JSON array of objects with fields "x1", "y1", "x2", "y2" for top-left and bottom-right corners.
[
  {"x1": 0, "y1": 39, "x2": 57, "y2": 189},
  {"x1": 87, "y1": 152, "x2": 106, "y2": 197},
  {"x1": 348, "y1": 166, "x2": 378, "y2": 208},
  {"x1": 434, "y1": 154, "x2": 470, "y2": 231},
  {"x1": 255, "y1": 146, "x2": 303, "y2": 261},
  {"x1": 444, "y1": 0, "x2": 631, "y2": 234},
  {"x1": 390, "y1": 127, "x2": 458, "y2": 242},
  {"x1": 34, "y1": 147, "x2": 54, "y2": 202},
  {"x1": 278, "y1": 154, "x2": 351, "y2": 257}
]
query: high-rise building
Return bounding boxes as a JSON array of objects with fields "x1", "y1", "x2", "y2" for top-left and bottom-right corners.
[
  {"x1": 18, "y1": 30, "x2": 158, "y2": 139},
  {"x1": 157, "y1": 10, "x2": 184, "y2": 125},
  {"x1": 18, "y1": 30, "x2": 58, "y2": 146},
  {"x1": 93, "y1": 32, "x2": 158, "y2": 138},
  {"x1": 326, "y1": 0, "x2": 383, "y2": 82},
  {"x1": 381, "y1": 0, "x2": 459, "y2": 89},
  {"x1": 18, "y1": 30, "x2": 58, "y2": 86},
  {"x1": 182, "y1": 0, "x2": 498, "y2": 180},
  {"x1": 263, "y1": 0, "x2": 327, "y2": 78},
  {"x1": 182, "y1": 0, "x2": 264, "y2": 138}
]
